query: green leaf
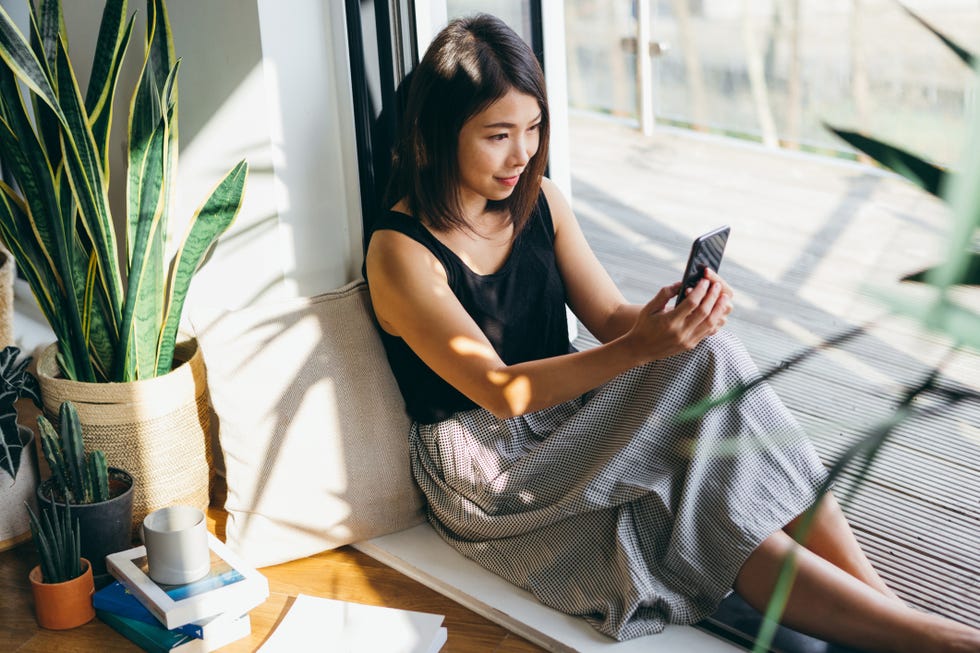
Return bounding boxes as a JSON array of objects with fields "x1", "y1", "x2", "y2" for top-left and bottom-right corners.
[
  {"x1": 902, "y1": 5, "x2": 975, "y2": 68},
  {"x1": 27, "y1": 502, "x2": 57, "y2": 581},
  {"x1": 826, "y1": 125, "x2": 946, "y2": 197},
  {"x1": 59, "y1": 401, "x2": 86, "y2": 503},
  {"x1": 30, "y1": 499, "x2": 80, "y2": 582},
  {"x1": 38, "y1": 414, "x2": 71, "y2": 502},
  {"x1": 753, "y1": 547, "x2": 799, "y2": 653},
  {"x1": 0, "y1": 66, "x2": 89, "y2": 381},
  {"x1": 0, "y1": 3, "x2": 65, "y2": 121},
  {"x1": 157, "y1": 160, "x2": 248, "y2": 374},
  {"x1": 0, "y1": 405, "x2": 21, "y2": 480},
  {"x1": 936, "y1": 57, "x2": 980, "y2": 295},
  {"x1": 48, "y1": 505, "x2": 65, "y2": 580},
  {"x1": 73, "y1": 230, "x2": 114, "y2": 380},
  {"x1": 127, "y1": 11, "x2": 164, "y2": 261},
  {"x1": 0, "y1": 102, "x2": 61, "y2": 273},
  {"x1": 902, "y1": 251, "x2": 980, "y2": 286},
  {"x1": 88, "y1": 451, "x2": 109, "y2": 503},
  {"x1": 85, "y1": 1, "x2": 135, "y2": 177},
  {"x1": 0, "y1": 179, "x2": 63, "y2": 330},
  {"x1": 27, "y1": 3, "x2": 62, "y2": 165},
  {"x1": 0, "y1": 347, "x2": 42, "y2": 478},
  {"x1": 146, "y1": 0, "x2": 176, "y2": 99},
  {"x1": 0, "y1": 359, "x2": 39, "y2": 479},
  {"x1": 34, "y1": 0, "x2": 64, "y2": 73},
  {"x1": 54, "y1": 36, "x2": 124, "y2": 378},
  {"x1": 119, "y1": 117, "x2": 167, "y2": 381},
  {"x1": 874, "y1": 288, "x2": 980, "y2": 351},
  {"x1": 120, "y1": 61, "x2": 179, "y2": 380}
]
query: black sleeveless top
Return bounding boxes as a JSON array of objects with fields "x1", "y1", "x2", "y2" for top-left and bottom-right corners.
[{"x1": 367, "y1": 193, "x2": 570, "y2": 423}]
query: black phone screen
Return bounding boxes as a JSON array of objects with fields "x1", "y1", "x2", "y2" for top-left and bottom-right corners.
[{"x1": 677, "y1": 225, "x2": 730, "y2": 301}]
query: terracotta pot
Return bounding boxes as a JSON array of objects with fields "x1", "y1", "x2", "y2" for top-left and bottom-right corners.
[{"x1": 29, "y1": 558, "x2": 96, "y2": 629}]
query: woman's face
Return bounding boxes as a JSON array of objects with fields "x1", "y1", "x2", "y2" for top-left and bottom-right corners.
[{"x1": 456, "y1": 88, "x2": 542, "y2": 216}]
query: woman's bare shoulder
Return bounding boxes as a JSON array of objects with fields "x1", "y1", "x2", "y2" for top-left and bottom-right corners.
[
  {"x1": 539, "y1": 176, "x2": 575, "y2": 232},
  {"x1": 366, "y1": 212, "x2": 449, "y2": 301}
]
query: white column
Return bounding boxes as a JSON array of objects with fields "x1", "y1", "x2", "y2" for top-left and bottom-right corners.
[
  {"x1": 541, "y1": 0, "x2": 572, "y2": 199},
  {"x1": 636, "y1": 0, "x2": 655, "y2": 136}
]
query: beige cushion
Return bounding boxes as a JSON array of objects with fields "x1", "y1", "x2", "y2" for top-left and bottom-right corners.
[{"x1": 191, "y1": 280, "x2": 424, "y2": 568}]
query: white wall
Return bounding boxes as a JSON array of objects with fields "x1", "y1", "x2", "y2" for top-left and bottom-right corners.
[
  {"x1": 161, "y1": 0, "x2": 363, "y2": 314},
  {"x1": 4, "y1": 0, "x2": 362, "y2": 324}
]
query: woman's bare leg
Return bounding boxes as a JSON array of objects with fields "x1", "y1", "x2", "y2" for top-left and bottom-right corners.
[
  {"x1": 736, "y1": 530, "x2": 980, "y2": 653},
  {"x1": 784, "y1": 493, "x2": 901, "y2": 602}
]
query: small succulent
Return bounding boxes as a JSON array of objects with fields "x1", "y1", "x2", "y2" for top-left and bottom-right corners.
[
  {"x1": 26, "y1": 499, "x2": 83, "y2": 584},
  {"x1": 38, "y1": 401, "x2": 110, "y2": 504},
  {"x1": 0, "y1": 346, "x2": 42, "y2": 484}
]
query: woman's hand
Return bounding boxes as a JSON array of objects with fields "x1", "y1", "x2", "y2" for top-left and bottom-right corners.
[{"x1": 627, "y1": 268, "x2": 734, "y2": 362}]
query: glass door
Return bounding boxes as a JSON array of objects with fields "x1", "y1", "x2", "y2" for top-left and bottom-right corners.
[{"x1": 644, "y1": 1, "x2": 975, "y2": 161}]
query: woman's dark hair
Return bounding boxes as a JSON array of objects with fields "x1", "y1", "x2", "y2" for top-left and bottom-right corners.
[{"x1": 385, "y1": 13, "x2": 550, "y2": 234}]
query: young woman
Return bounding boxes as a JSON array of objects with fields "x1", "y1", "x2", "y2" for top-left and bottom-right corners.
[{"x1": 364, "y1": 13, "x2": 980, "y2": 653}]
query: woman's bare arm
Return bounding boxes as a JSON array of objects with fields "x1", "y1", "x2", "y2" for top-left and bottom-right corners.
[
  {"x1": 544, "y1": 178, "x2": 733, "y2": 343},
  {"x1": 544, "y1": 178, "x2": 639, "y2": 342},
  {"x1": 366, "y1": 208, "x2": 729, "y2": 419}
]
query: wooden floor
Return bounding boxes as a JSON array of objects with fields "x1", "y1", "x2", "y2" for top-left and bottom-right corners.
[
  {"x1": 566, "y1": 112, "x2": 980, "y2": 628},
  {"x1": 0, "y1": 477, "x2": 545, "y2": 652},
  {"x1": 2, "y1": 115, "x2": 978, "y2": 651}
]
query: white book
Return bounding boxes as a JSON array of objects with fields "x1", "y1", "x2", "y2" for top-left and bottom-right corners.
[
  {"x1": 185, "y1": 612, "x2": 252, "y2": 652},
  {"x1": 258, "y1": 594, "x2": 447, "y2": 653},
  {"x1": 106, "y1": 532, "x2": 269, "y2": 630}
]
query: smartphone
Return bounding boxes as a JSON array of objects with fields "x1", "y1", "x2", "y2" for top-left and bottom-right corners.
[{"x1": 677, "y1": 225, "x2": 730, "y2": 302}]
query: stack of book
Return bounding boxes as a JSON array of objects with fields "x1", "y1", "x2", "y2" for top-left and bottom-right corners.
[{"x1": 96, "y1": 532, "x2": 269, "y2": 652}]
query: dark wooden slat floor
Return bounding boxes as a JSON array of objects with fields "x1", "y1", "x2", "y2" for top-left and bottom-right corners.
[{"x1": 567, "y1": 113, "x2": 980, "y2": 628}]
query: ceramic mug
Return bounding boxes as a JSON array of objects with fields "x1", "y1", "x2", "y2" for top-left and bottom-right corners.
[{"x1": 142, "y1": 505, "x2": 210, "y2": 585}]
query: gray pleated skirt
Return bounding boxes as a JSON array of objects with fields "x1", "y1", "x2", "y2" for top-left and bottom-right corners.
[{"x1": 410, "y1": 330, "x2": 828, "y2": 641}]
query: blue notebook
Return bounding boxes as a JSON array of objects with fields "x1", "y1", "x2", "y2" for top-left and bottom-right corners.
[{"x1": 94, "y1": 581, "x2": 204, "y2": 639}]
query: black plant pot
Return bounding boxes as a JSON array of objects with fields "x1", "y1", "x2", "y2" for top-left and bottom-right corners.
[{"x1": 36, "y1": 468, "x2": 135, "y2": 589}]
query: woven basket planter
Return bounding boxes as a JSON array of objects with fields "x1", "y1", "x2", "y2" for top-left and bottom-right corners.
[{"x1": 35, "y1": 339, "x2": 212, "y2": 531}]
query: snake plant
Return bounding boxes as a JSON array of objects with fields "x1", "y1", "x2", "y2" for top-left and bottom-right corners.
[
  {"x1": 38, "y1": 400, "x2": 111, "y2": 504},
  {"x1": 0, "y1": 345, "x2": 41, "y2": 483},
  {"x1": 0, "y1": 0, "x2": 248, "y2": 382},
  {"x1": 26, "y1": 499, "x2": 83, "y2": 583}
]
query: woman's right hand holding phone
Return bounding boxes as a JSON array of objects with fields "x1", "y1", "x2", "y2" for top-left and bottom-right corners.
[{"x1": 627, "y1": 268, "x2": 733, "y2": 362}]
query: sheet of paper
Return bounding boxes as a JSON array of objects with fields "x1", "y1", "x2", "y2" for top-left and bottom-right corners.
[{"x1": 259, "y1": 594, "x2": 445, "y2": 653}]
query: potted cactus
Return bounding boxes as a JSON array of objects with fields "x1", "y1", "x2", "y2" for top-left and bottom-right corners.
[
  {"x1": 0, "y1": 345, "x2": 42, "y2": 551},
  {"x1": 26, "y1": 500, "x2": 96, "y2": 629},
  {"x1": 35, "y1": 400, "x2": 134, "y2": 589}
]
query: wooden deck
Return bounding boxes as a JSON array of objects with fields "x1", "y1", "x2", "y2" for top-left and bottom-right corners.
[{"x1": 567, "y1": 112, "x2": 980, "y2": 628}]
